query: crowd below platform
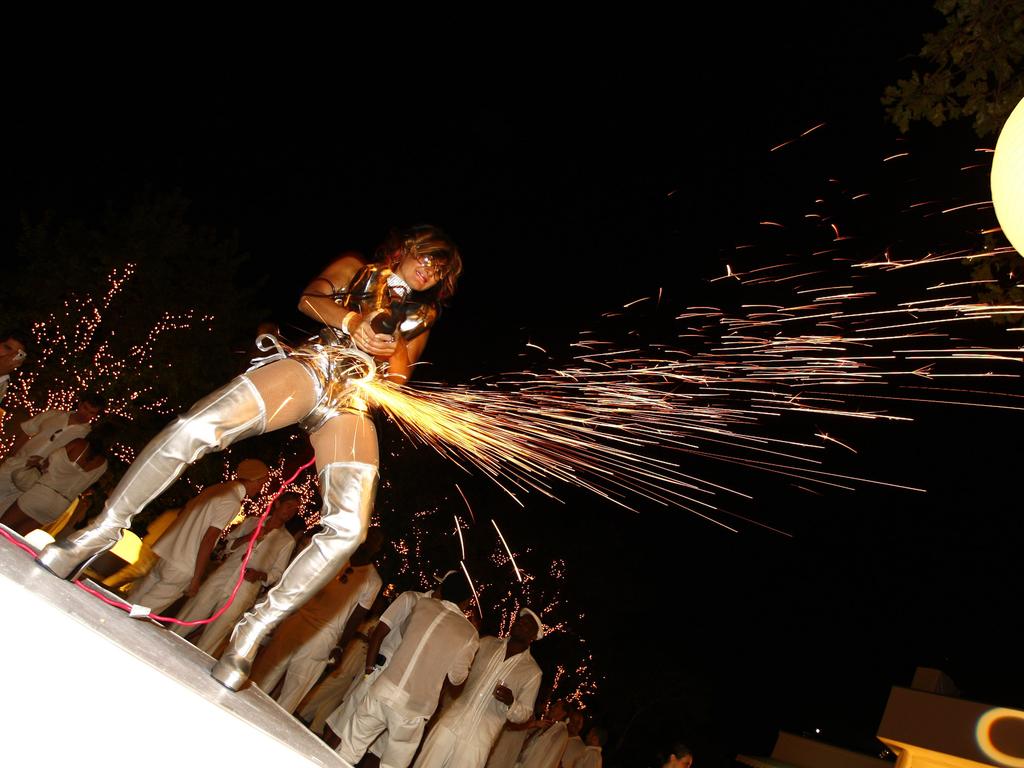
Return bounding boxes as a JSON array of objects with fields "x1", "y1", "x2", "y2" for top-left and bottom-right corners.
[{"x1": 0, "y1": 327, "x2": 694, "y2": 768}]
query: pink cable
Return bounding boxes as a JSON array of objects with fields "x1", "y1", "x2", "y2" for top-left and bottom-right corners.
[{"x1": 0, "y1": 527, "x2": 39, "y2": 557}]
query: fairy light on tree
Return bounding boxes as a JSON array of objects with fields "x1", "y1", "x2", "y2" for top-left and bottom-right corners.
[
  {"x1": 2, "y1": 191, "x2": 262, "y2": 445},
  {"x1": 0, "y1": 190, "x2": 264, "y2": 530},
  {"x1": 1, "y1": 267, "x2": 211, "y2": 449}
]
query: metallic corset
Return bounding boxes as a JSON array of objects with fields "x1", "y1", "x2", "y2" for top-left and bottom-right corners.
[{"x1": 289, "y1": 264, "x2": 437, "y2": 433}]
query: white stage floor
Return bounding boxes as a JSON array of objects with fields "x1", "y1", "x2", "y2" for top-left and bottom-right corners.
[{"x1": 0, "y1": 529, "x2": 351, "y2": 767}]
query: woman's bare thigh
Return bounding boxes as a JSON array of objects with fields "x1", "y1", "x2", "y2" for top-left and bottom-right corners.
[
  {"x1": 309, "y1": 413, "x2": 379, "y2": 469},
  {"x1": 242, "y1": 359, "x2": 319, "y2": 433}
]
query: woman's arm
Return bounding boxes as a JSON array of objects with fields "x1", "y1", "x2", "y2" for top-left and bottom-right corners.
[
  {"x1": 298, "y1": 253, "x2": 398, "y2": 359},
  {"x1": 10, "y1": 412, "x2": 47, "y2": 454},
  {"x1": 363, "y1": 619, "x2": 392, "y2": 675},
  {"x1": 383, "y1": 330, "x2": 431, "y2": 385},
  {"x1": 297, "y1": 253, "x2": 366, "y2": 329}
]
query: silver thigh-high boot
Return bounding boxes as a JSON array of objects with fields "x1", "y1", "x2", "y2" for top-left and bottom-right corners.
[
  {"x1": 210, "y1": 460, "x2": 377, "y2": 690},
  {"x1": 36, "y1": 376, "x2": 267, "y2": 579}
]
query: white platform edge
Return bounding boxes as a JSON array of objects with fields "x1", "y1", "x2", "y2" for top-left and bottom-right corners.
[{"x1": 0, "y1": 531, "x2": 352, "y2": 768}]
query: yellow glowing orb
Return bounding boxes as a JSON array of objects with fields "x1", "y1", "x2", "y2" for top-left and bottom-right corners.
[
  {"x1": 992, "y1": 97, "x2": 1024, "y2": 255},
  {"x1": 976, "y1": 707, "x2": 1024, "y2": 768}
]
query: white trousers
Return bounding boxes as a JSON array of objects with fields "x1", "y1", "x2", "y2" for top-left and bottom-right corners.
[
  {"x1": 337, "y1": 689, "x2": 427, "y2": 768},
  {"x1": 414, "y1": 723, "x2": 493, "y2": 768},
  {"x1": 252, "y1": 621, "x2": 334, "y2": 714},
  {"x1": 298, "y1": 637, "x2": 368, "y2": 733},
  {"x1": 325, "y1": 667, "x2": 392, "y2": 757},
  {"x1": 485, "y1": 729, "x2": 529, "y2": 768},
  {"x1": 172, "y1": 573, "x2": 262, "y2": 655},
  {"x1": 130, "y1": 559, "x2": 192, "y2": 614}
]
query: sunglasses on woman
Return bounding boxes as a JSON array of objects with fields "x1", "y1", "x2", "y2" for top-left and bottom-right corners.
[{"x1": 413, "y1": 252, "x2": 449, "y2": 279}]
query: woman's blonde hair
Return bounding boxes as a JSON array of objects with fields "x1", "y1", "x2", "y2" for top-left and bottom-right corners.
[{"x1": 378, "y1": 224, "x2": 463, "y2": 302}]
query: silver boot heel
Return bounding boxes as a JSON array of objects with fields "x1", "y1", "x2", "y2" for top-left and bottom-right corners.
[
  {"x1": 210, "y1": 615, "x2": 264, "y2": 690},
  {"x1": 210, "y1": 648, "x2": 252, "y2": 691},
  {"x1": 36, "y1": 537, "x2": 115, "y2": 580}
]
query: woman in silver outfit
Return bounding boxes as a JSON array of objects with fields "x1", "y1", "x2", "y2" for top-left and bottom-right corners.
[{"x1": 36, "y1": 224, "x2": 462, "y2": 690}]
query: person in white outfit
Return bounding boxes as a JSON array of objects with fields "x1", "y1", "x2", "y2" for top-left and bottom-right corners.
[
  {"x1": 298, "y1": 611, "x2": 380, "y2": 735},
  {"x1": 568, "y1": 727, "x2": 605, "y2": 768},
  {"x1": 129, "y1": 459, "x2": 269, "y2": 614},
  {"x1": 0, "y1": 391, "x2": 104, "y2": 513},
  {"x1": 413, "y1": 608, "x2": 545, "y2": 768},
  {"x1": 251, "y1": 529, "x2": 384, "y2": 714},
  {"x1": 515, "y1": 699, "x2": 570, "y2": 768},
  {"x1": 323, "y1": 586, "x2": 435, "y2": 756},
  {"x1": 172, "y1": 492, "x2": 304, "y2": 654},
  {"x1": 427, "y1": 603, "x2": 482, "y2": 729},
  {"x1": 334, "y1": 571, "x2": 479, "y2": 768},
  {"x1": 485, "y1": 725, "x2": 532, "y2": 768},
  {"x1": 560, "y1": 711, "x2": 586, "y2": 768},
  {"x1": 1, "y1": 428, "x2": 110, "y2": 536}
]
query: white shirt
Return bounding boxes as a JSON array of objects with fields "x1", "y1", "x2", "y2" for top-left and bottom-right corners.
[
  {"x1": 486, "y1": 727, "x2": 530, "y2": 768},
  {"x1": 212, "y1": 521, "x2": 296, "y2": 587},
  {"x1": 561, "y1": 737, "x2": 586, "y2": 768},
  {"x1": 222, "y1": 514, "x2": 260, "y2": 548},
  {"x1": 35, "y1": 444, "x2": 108, "y2": 499},
  {"x1": 517, "y1": 720, "x2": 568, "y2": 768},
  {"x1": 570, "y1": 746, "x2": 602, "y2": 768},
  {"x1": 377, "y1": 589, "x2": 428, "y2": 662},
  {"x1": 11, "y1": 411, "x2": 91, "y2": 462},
  {"x1": 16, "y1": 444, "x2": 109, "y2": 523},
  {"x1": 242, "y1": 527, "x2": 295, "y2": 584},
  {"x1": 152, "y1": 481, "x2": 245, "y2": 570},
  {"x1": 439, "y1": 636, "x2": 542, "y2": 745},
  {"x1": 371, "y1": 596, "x2": 479, "y2": 718},
  {"x1": 0, "y1": 374, "x2": 10, "y2": 404}
]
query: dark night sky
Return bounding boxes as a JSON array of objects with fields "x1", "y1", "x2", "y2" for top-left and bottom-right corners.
[{"x1": 9, "y1": 5, "x2": 1023, "y2": 765}]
